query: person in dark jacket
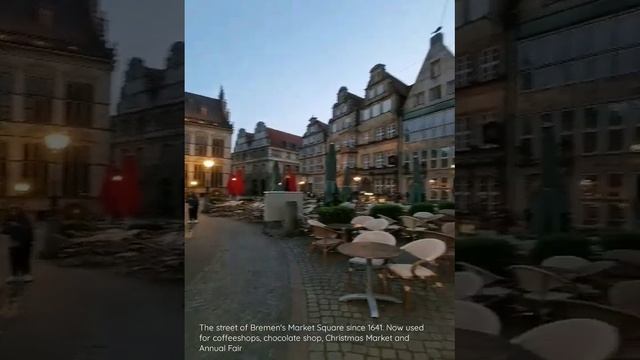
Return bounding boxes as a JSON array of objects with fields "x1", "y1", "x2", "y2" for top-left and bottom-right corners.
[
  {"x1": 186, "y1": 193, "x2": 199, "y2": 223},
  {"x1": 3, "y1": 207, "x2": 34, "y2": 283}
]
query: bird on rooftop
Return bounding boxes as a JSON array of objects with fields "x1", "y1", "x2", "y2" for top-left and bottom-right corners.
[{"x1": 432, "y1": 26, "x2": 442, "y2": 34}]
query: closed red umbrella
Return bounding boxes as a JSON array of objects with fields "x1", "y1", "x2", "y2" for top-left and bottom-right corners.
[{"x1": 236, "y1": 169, "x2": 245, "y2": 196}]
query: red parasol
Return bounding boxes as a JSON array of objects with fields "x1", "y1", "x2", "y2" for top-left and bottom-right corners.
[{"x1": 236, "y1": 169, "x2": 245, "y2": 196}]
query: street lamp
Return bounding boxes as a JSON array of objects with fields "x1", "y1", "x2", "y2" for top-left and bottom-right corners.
[
  {"x1": 42, "y1": 132, "x2": 70, "y2": 259},
  {"x1": 202, "y1": 159, "x2": 215, "y2": 212},
  {"x1": 44, "y1": 133, "x2": 70, "y2": 214}
]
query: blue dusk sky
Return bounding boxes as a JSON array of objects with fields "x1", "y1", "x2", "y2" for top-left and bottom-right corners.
[
  {"x1": 186, "y1": 0, "x2": 455, "y2": 140},
  {"x1": 102, "y1": 0, "x2": 184, "y2": 114}
]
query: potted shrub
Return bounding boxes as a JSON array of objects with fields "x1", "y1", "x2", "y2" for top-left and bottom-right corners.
[
  {"x1": 369, "y1": 204, "x2": 405, "y2": 221},
  {"x1": 456, "y1": 236, "x2": 517, "y2": 276},
  {"x1": 409, "y1": 202, "x2": 436, "y2": 215},
  {"x1": 316, "y1": 206, "x2": 355, "y2": 224}
]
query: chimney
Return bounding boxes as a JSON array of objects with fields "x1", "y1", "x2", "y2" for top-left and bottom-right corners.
[{"x1": 431, "y1": 32, "x2": 443, "y2": 47}]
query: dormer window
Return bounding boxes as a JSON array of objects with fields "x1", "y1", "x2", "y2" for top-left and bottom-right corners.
[{"x1": 430, "y1": 59, "x2": 441, "y2": 78}]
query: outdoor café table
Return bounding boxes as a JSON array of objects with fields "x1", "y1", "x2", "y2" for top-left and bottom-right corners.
[
  {"x1": 456, "y1": 329, "x2": 542, "y2": 360},
  {"x1": 326, "y1": 223, "x2": 356, "y2": 242},
  {"x1": 337, "y1": 242, "x2": 402, "y2": 318}
]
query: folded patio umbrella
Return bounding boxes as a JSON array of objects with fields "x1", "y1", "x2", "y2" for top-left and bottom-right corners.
[
  {"x1": 340, "y1": 165, "x2": 352, "y2": 202},
  {"x1": 324, "y1": 143, "x2": 339, "y2": 205}
]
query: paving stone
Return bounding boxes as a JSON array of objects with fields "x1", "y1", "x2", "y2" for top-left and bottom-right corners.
[
  {"x1": 327, "y1": 352, "x2": 343, "y2": 360},
  {"x1": 381, "y1": 349, "x2": 396, "y2": 359},
  {"x1": 344, "y1": 353, "x2": 365, "y2": 360},
  {"x1": 326, "y1": 342, "x2": 340, "y2": 352},
  {"x1": 397, "y1": 350, "x2": 413, "y2": 360},
  {"x1": 309, "y1": 352, "x2": 325, "y2": 360}
]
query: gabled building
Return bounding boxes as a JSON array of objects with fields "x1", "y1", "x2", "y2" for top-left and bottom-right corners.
[
  {"x1": 401, "y1": 32, "x2": 455, "y2": 202},
  {"x1": 111, "y1": 42, "x2": 184, "y2": 217},
  {"x1": 327, "y1": 86, "x2": 363, "y2": 189},
  {"x1": 299, "y1": 117, "x2": 328, "y2": 194},
  {"x1": 356, "y1": 64, "x2": 409, "y2": 196},
  {"x1": 231, "y1": 122, "x2": 301, "y2": 195},
  {"x1": 184, "y1": 89, "x2": 233, "y2": 197},
  {"x1": 0, "y1": 0, "x2": 114, "y2": 215}
]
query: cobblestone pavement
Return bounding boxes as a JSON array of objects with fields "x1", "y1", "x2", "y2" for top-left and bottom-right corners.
[
  {"x1": 0, "y1": 224, "x2": 183, "y2": 360},
  {"x1": 185, "y1": 216, "x2": 295, "y2": 360},
  {"x1": 281, "y1": 236, "x2": 455, "y2": 360}
]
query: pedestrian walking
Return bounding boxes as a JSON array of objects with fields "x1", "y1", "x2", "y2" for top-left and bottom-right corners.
[
  {"x1": 187, "y1": 193, "x2": 199, "y2": 223},
  {"x1": 3, "y1": 206, "x2": 34, "y2": 283}
]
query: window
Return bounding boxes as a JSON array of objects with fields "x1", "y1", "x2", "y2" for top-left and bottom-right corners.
[
  {"x1": 387, "y1": 123, "x2": 397, "y2": 138},
  {"x1": 429, "y1": 85, "x2": 442, "y2": 101},
  {"x1": 440, "y1": 147, "x2": 450, "y2": 168},
  {"x1": 361, "y1": 154, "x2": 370, "y2": 169},
  {"x1": 584, "y1": 108, "x2": 598, "y2": 129},
  {"x1": 24, "y1": 76, "x2": 53, "y2": 124},
  {"x1": 375, "y1": 127, "x2": 384, "y2": 141},
  {"x1": 479, "y1": 47, "x2": 500, "y2": 81},
  {"x1": 607, "y1": 173, "x2": 623, "y2": 197},
  {"x1": 195, "y1": 133, "x2": 207, "y2": 156},
  {"x1": 582, "y1": 204, "x2": 599, "y2": 226},
  {"x1": 456, "y1": 55, "x2": 472, "y2": 87},
  {"x1": 456, "y1": 117, "x2": 471, "y2": 149},
  {"x1": 374, "y1": 152, "x2": 384, "y2": 168},
  {"x1": 430, "y1": 59, "x2": 441, "y2": 78},
  {"x1": 362, "y1": 131, "x2": 369, "y2": 144},
  {"x1": 607, "y1": 204, "x2": 626, "y2": 227},
  {"x1": 63, "y1": 145, "x2": 90, "y2": 196},
  {"x1": 583, "y1": 132, "x2": 598, "y2": 154},
  {"x1": 561, "y1": 110, "x2": 574, "y2": 132},
  {"x1": 430, "y1": 149, "x2": 438, "y2": 169},
  {"x1": 22, "y1": 143, "x2": 48, "y2": 195},
  {"x1": 65, "y1": 82, "x2": 94, "y2": 127},
  {"x1": 0, "y1": 72, "x2": 12, "y2": 122},
  {"x1": 446, "y1": 80, "x2": 455, "y2": 95},
  {"x1": 360, "y1": 108, "x2": 370, "y2": 122},
  {"x1": 607, "y1": 108, "x2": 624, "y2": 152},
  {"x1": 200, "y1": 106, "x2": 208, "y2": 116},
  {"x1": 580, "y1": 175, "x2": 598, "y2": 197},
  {"x1": 193, "y1": 164, "x2": 205, "y2": 186},
  {"x1": 212, "y1": 138, "x2": 224, "y2": 157},
  {"x1": 382, "y1": 98, "x2": 392, "y2": 113},
  {"x1": 414, "y1": 92, "x2": 425, "y2": 107}
]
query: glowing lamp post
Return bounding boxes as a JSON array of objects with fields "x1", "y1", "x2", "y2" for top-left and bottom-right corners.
[
  {"x1": 44, "y1": 133, "x2": 70, "y2": 213},
  {"x1": 41, "y1": 132, "x2": 70, "y2": 259},
  {"x1": 202, "y1": 159, "x2": 215, "y2": 212}
]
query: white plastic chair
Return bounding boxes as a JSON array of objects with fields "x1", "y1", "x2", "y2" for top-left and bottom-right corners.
[
  {"x1": 456, "y1": 262, "x2": 512, "y2": 298},
  {"x1": 510, "y1": 265, "x2": 575, "y2": 301},
  {"x1": 510, "y1": 319, "x2": 619, "y2": 360},
  {"x1": 608, "y1": 280, "x2": 640, "y2": 316},
  {"x1": 455, "y1": 300, "x2": 501, "y2": 335},
  {"x1": 438, "y1": 209, "x2": 455, "y2": 216},
  {"x1": 363, "y1": 218, "x2": 389, "y2": 231},
  {"x1": 348, "y1": 231, "x2": 396, "y2": 267},
  {"x1": 377, "y1": 214, "x2": 397, "y2": 225},
  {"x1": 441, "y1": 222, "x2": 455, "y2": 237},
  {"x1": 384, "y1": 238, "x2": 447, "y2": 309},
  {"x1": 399, "y1": 216, "x2": 426, "y2": 240},
  {"x1": 351, "y1": 215, "x2": 374, "y2": 227},
  {"x1": 541, "y1": 255, "x2": 591, "y2": 270},
  {"x1": 413, "y1": 211, "x2": 434, "y2": 219},
  {"x1": 455, "y1": 271, "x2": 484, "y2": 300}
]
